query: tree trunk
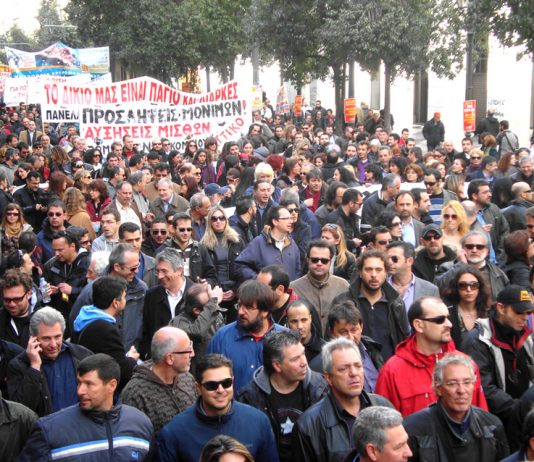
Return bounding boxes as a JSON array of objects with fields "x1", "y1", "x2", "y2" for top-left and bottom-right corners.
[
  {"x1": 383, "y1": 62, "x2": 392, "y2": 132},
  {"x1": 348, "y1": 61, "x2": 354, "y2": 98},
  {"x1": 252, "y1": 47, "x2": 260, "y2": 85},
  {"x1": 206, "y1": 66, "x2": 211, "y2": 92},
  {"x1": 230, "y1": 62, "x2": 235, "y2": 81}
]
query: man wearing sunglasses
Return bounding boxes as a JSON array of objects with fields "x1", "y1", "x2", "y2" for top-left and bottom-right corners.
[
  {"x1": 158, "y1": 354, "x2": 279, "y2": 462},
  {"x1": 466, "y1": 285, "x2": 534, "y2": 429},
  {"x1": 142, "y1": 218, "x2": 169, "y2": 257},
  {"x1": 36, "y1": 201, "x2": 69, "y2": 263},
  {"x1": 375, "y1": 296, "x2": 487, "y2": 417},
  {"x1": 423, "y1": 168, "x2": 457, "y2": 225},
  {"x1": 435, "y1": 231, "x2": 509, "y2": 301},
  {"x1": 290, "y1": 240, "x2": 349, "y2": 333},
  {"x1": 467, "y1": 178, "x2": 510, "y2": 265},
  {"x1": 412, "y1": 224, "x2": 456, "y2": 283}
]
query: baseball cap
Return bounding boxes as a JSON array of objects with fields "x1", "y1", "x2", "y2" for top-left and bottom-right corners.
[
  {"x1": 421, "y1": 223, "x2": 443, "y2": 239},
  {"x1": 497, "y1": 285, "x2": 534, "y2": 313},
  {"x1": 204, "y1": 183, "x2": 221, "y2": 196}
]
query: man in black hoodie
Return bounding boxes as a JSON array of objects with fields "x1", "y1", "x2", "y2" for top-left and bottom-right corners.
[{"x1": 412, "y1": 224, "x2": 456, "y2": 283}]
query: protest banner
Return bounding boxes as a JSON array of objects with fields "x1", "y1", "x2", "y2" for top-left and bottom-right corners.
[
  {"x1": 344, "y1": 98, "x2": 357, "y2": 124},
  {"x1": 38, "y1": 76, "x2": 251, "y2": 153},
  {"x1": 463, "y1": 100, "x2": 476, "y2": 132},
  {"x1": 276, "y1": 85, "x2": 289, "y2": 115},
  {"x1": 294, "y1": 95, "x2": 303, "y2": 118},
  {"x1": 5, "y1": 41, "x2": 109, "y2": 79}
]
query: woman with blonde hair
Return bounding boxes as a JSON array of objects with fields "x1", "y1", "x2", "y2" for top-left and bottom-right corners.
[
  {"x1": 444, "y1": 173, "x2": 466, "y2": 201},
  {"x1": 201, "y1": 205, "x2": 244, "y2": 305},
  {"x1": 320, "y1": 223, "x2": 357, "y2": 281},
  {"x1": 441, "y1": 200, "x2": 469, "y2": 254},
  {"x1": 0, "y1": 203, "x2": 32, "y2": 262},
  {"x1": 63, "y1": 187, "x2": 96, "y2": 240},
  {"x1": 73, "y1": 169, "x2": 92, "y2": 199}
]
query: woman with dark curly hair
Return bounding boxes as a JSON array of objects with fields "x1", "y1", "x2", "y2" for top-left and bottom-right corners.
[
  {"x1": 504, "y1": 229, "x2": 534, "y2": 291},
  {"x1": 443, "y1": 265, "x2": 491, "y2": 351},
  {"x1": 374, "y1": 211, "x2": 403, "y2": 241},
  {"x1": 199, "y1": 435, "x2": 254, "y2": 462},
  {"x1": 179, "y1": 175, "x2": 201, "y2": 201},
  {"x1": 86, "y1": 179, "x2": 112, "y2": 229}
]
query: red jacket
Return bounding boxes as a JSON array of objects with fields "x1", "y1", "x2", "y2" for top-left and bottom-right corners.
[{"x1": 375, "y1": 335, "x2": 488, "y2": 417}]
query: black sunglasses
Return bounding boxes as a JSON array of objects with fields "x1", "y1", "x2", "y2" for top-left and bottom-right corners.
[
  {"x1": 422, "y1": 234, "x2": 441, "y2": 241},
  {"x1": 309, "y1": 257, "x2": 330, "y2": 264},
  {"x1": 152, "y1": 229, "x2": 168, "y2": 235},
  {"x1": 419, "y1": 315, "x2": 451, "y2": 325},
  {"x1": 177, "y1": 227, "x2": 192, "y2": 232},
  {"x1": 464, "y1": 244, "x2": 485, "y2": 250},
  {"x1": 201, "y1": 378, "x2": 233, "y2": 391}
]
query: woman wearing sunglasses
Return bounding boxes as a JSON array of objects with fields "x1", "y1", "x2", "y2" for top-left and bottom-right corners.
[
  {"x1": 320, "y1": 223, "x2": 357, "y2": 282},
  {"x1": 440, "y1": 200, "x2": 469, "y2": 255},
  {"x1": 200, "y1": 206, "x2": 245, "y2": 314},
  {"x1": 442, "y1": 266, "x2": 491, "y2": 352},
  {"x1": 0, "y1": 203, "x2": 32, "y2": 264}
]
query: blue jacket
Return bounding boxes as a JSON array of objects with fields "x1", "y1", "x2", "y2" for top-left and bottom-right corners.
[
  {"x1": 157, "y1": 399, "x2": 279, "y2": 462},
  {"x1": 234, "y1": 231, "x2": 301, "y2": 283},
  {"x1": 208, "y1": 320, "x2": 287, "y2": 393},
  {"x1": 69, "y1": 276, "x2": 147, "y2": 351},
  {"x1": 18, "y1": 403, "x2": 154, "y2": 462}
]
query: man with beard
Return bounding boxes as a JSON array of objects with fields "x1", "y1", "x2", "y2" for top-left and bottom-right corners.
[
  {"x1": 207, "y1": 280, "x2": 287, "y2": 393},
  {"x1": 332, "y1": 250, "x2": 409, "y2": 361},
  {"x1": 394, "y1": 191, "x2": 424, "y2": 247}
]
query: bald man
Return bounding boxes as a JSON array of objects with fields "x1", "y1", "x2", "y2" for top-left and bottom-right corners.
[
  {"x1": 121, "y1": 327, "x2": 197, "y2": 433},
  {"x1": 502, "y1": 182, "x2": 534, "y2": 232}
]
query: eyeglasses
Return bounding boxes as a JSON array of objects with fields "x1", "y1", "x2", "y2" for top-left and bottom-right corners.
[
  {"x1": 79, "y1": 240, "x2": 91, "y2": 246},
  {"x1": 443, "y1": 214, "x2": 458, "y2": 220},
  {"x1": 48, "y1": 212, "x2": 63, "y2": 217},
  {"x1": 5, "y1": 212, "x2": 20, "y2": 217},
  {"x1": 443, "y1": 379, "x2": 475, "y2": 389},
  {"x1": 195, "y1": 171, "x2": 202, "y2": 176},
  {"x1": 177, "y1": 227, "x2": 192, "y2": 232},
  {"x1": 201, "y1": 378, "x2": 233, "y2": 391},
  {"x1": 151, "y1": 229, "x2": 168, "y2": 236},
  {"x1": 377, "y1": 239, "x2": 392, "y2": 246},
  {"x1": 171, "y1": 341, "x2": 194, "y2": 355},
  {"x1": 121, "y1": 264, "x2": 139, "y2": 273},
  {"x1": 211, "y1": 216, "x2": 226, "y2": 222},
  {"x1": 389, "y1": 255, "x2": 401, "y2": 263},
  {"x1": 3, "y1": 292, "x2": 28, "y2": 304},
  {"x1": 286, "y1": 208, "x2": 299, "y2": 214},
  {"x1": 464, "y1": 243, "x2": 486, "y2": 250},
  {"x1": 470, "y1": 156, "x2": 481, "y2": 160},
  {"x1": 424, "y1": 181, "x2": 437, "y2": 186},
  {"x1": 276, "y1": 217, "x2": 292, "y2": 221},
  {"x1": 83, "y1": 175, "x2": 91, "y2": 179},
  {"x1": 309, "y1": 257, "x2": 330, "y2": 264},
  {"x1": 422, "y1": 234, "x2": 441, "y2": 241},
  {"x1": 419, "y1": 315, "x2": 451, "y2": 324},
  {"x1": 324, "y1": 224, "x2": 339, "y2": 230},
  {"x1": 390, "y1": 221, "x2": 402, "y2": 227},
  {"x1": 458, "y1": 281, "x2": 480, "y2": 290}
]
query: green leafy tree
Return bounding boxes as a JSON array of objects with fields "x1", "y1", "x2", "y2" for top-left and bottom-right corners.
[
  {"x1": 35, "y1": 0, "x2": 81, "y2": 48},
  {"x1": 0, "y1": 25, "x2": 36, "y2": 63},
  {"x1": 482, "y1": 0, "x2": 534, "y2": 58}
]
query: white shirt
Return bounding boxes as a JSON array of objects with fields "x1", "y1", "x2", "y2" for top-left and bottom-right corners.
[
  {"x1": 116, "y1": 201, "x2": 142, "y2": 228},
  {"x1": 166, "y1": 279, "x2": 186, "y2": 317}
]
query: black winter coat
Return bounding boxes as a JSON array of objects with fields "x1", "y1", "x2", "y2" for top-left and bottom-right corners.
[{"x1": 13, "y1": 185, "x2": 48, "y2": 232}]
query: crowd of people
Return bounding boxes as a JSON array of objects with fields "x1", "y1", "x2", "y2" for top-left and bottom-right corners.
[{"x1": 1, "y1": 98, "x2": 534, "y2": 461}]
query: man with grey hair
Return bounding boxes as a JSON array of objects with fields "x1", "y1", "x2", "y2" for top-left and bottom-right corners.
[
  {"x1": 292, "y1": 338, "x2": 392, "y2": 462},
  {"x1": 122, "y1": 326, "x2": 197, "y2": 433},
  {"x1": 435, "y1": 230, "x2": 509, "y2": 300},
  {"x1": 149, "y1": 178, "x2": 189, "y2": 219},
  {"x1": 7, "y1": 307, "x2": 92, "y2": 416},
  {"x1": 361, "y1": 174, "x2": 401, "y2": 225},
  {"x1": 69, "y1": 243, "x2": 148, "y2": 351},
  {"x1": 404, "y1": 354, "x2": 509, "y2": 461},
  {"x1": 86, "y1": 250, "x2": 111, "y2": 281},
  {"x1": 347, "y1": 406, "x2": 411, "y2": 462},
  {"x1": 140, "y1": 248, "x2": 194, "y2": 358},
  {"x1": 190, "y1": 192, "x2": 211, "y2": 240},
  {"x1": 112, "y1": 180, "x2": 141, "y2": 228}
]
